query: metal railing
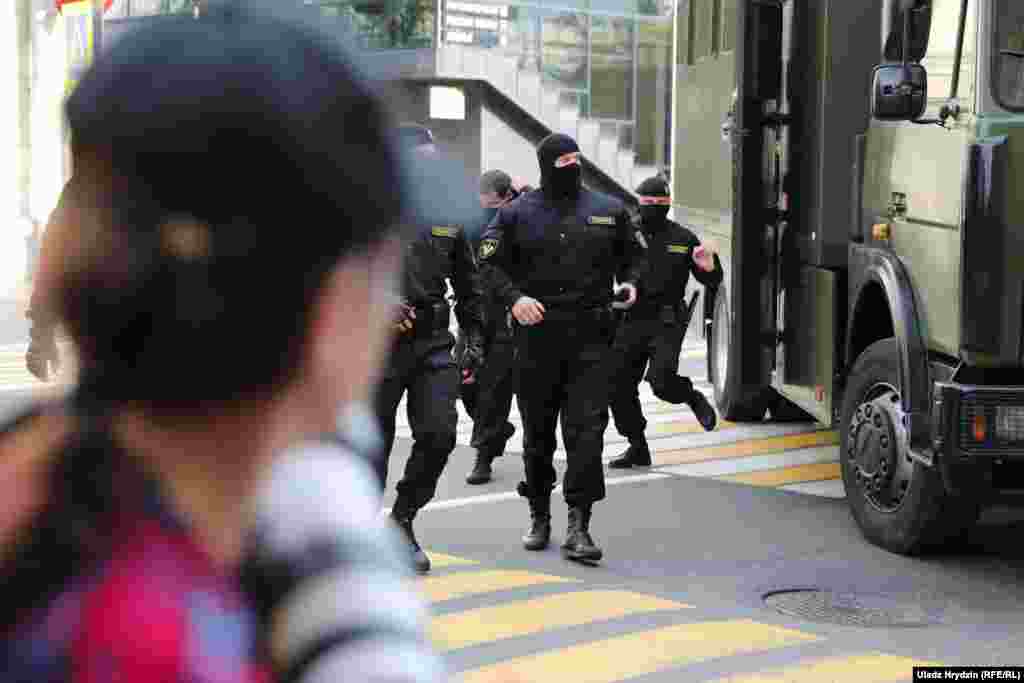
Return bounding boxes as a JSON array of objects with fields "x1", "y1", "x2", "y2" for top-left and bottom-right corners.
[{"x1": 434, "y1": 41, "x2": 659, "y2": 192}]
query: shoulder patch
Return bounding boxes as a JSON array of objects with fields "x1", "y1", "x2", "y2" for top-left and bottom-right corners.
[
  {"x1": 588, "y1": 215, "x2": 615, "y2": 226},
  {"x1": 479, "y1": 238, "x2": 498, "y2": 260},
  {"x1": 431, "y1": 226, "x2": 460, "y2": 238},
  {"x1": 667, "y1": 244, "x2": 690, "y2": 254}
]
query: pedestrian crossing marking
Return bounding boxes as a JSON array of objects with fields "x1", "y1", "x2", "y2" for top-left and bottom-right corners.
[
  {"x1": 420, "y1": 569, "x2": 577, "y2": 603},
  {"x1": 708, "y1": 653, "x2": 941, "y2": 682},
  {"x1": 458, "y1": 619, "x2": 820, "y2": 683},
  {"x1": 654, "y1": 430, "x2": 839, "y2": 467},
  {"x1": 427, "y1": 552, "x2": 480, "y2": 569},
  {"x1": 431, "y1": 590, "x2": 692, "y2": 653},
  {"x1": 718, "y1": 462, "x2": 842, "y2": 487}
]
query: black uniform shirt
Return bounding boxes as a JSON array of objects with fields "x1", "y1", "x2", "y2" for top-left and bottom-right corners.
[
  {"x1": 477, "y1": 189, "x2": 646, "y2": 312},
  {"x1": 632, "y1": 218, "x2": 723, "y2": 311},
  {"x1": 401, "y1": 221, "x2": 485, "y2": 339}
]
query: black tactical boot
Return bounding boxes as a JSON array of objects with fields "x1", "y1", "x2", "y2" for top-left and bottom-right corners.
[
  {"x1": 390, "y1": 508, "x2": 430, "y2": 574},
  {"x1": 608, "y1": 440, "x2": 651, "y2": 469},
  {"x1": 466, "y1": 451, "x2": 495, "y2": 485},
  {"x1": 689, "y1": 389, "x2": 718, "y2": 432},
  {"x1": 522, "y1": 495, "x2": 551, "y2": 551},
  {"x1": 562, "y1": 505, "x2": 602, "y2": 563}
]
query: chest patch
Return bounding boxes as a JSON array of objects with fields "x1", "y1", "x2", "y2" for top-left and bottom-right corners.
[
  {"x1": 431, "y1": 226, "x2": 459, "y2": 238},
  {"x1": 667, "y1": 244, "x2": 689, "y2": 254},
  {"x1": 479, "y1": 239, "x2": 498, "y2": 259},
  {"x1": 587, "y1": 215, "x2": 615, "y2": 226}
]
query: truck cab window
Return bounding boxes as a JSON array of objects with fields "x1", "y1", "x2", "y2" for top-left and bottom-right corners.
[
  {"x1": 994, "y1": 0, "x2": 1024, "y2": 110},
  {"x1": 919, "y1": 0, "x2": 977, "y2": 114}
]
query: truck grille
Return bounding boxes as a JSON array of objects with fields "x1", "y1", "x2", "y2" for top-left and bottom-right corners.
[{"x1": 960, "y1": 394, "x2": 1024, "y2": 454}]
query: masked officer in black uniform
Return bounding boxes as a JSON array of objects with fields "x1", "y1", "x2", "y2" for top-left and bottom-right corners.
[
  {"x1": 458, "y1": 170, "x2": 531, "y2": 485},
  {"x1": 478, "y1": 133, "x2": 646, "y2": 564},
  {"x1": 375, "y1": 126, "x2": 487, "y2": 574},
  {"x1": 608, "y1": 176, "x2": 723, "y2": 468}
]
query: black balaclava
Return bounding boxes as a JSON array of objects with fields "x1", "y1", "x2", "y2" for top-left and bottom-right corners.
[
  {"x1": 537, "y1": 133, "x2": 582, "y2": 200},
  {"x1": 636, "y1": 176, "x2": 671, "y2": 227}
]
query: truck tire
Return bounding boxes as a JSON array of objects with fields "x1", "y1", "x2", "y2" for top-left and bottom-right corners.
[
  {"x1": 840, "y1": 338, "x2": 979, "y2": 555},
  {"x1": 709, "y1": 284, "x2": 768, "y2": 422}
]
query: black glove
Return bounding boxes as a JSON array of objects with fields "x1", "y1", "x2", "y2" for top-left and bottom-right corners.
[{"x1": 26, "y1": 323, "x2": 59, "y2": 381}]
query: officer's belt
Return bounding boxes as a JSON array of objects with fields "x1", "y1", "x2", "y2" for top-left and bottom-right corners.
[
  {"x1": 627, "y1": 302, "x2": 684, "y2": 323},
  {"x1": 533, "y1": 306, "x2": 614, "y2": 324},
  {"x1": 410, "y1": 301, "x2": 451, "y2": 334}
]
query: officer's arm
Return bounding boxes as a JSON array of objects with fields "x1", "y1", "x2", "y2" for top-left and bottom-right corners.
[
  {"x1": 452, "y1": 229, "x2": 486, "y2": 346},
  {"x1": 615, "y1": 206, "x2": 647, "y2": 287},
  {"x1": 690, "y1": 233, "x2": 724, "y2": 287},
  {"x1": 477, "y1": 207, "x2": 525, "y2": 310}
]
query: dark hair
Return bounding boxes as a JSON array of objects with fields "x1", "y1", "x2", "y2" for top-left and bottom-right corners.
[
  {"x1": 480, "y1": 170, "x2": 513, "y2": 197},
  {"x1": 60, "y1": 6, "x2": 405, "y2": 415}
]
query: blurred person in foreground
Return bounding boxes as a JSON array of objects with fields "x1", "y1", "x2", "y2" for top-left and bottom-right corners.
[
  {"x1": 25, "y1": 177, "x2": 80, "y2": 382},
  {"x1": 457, "y1": 170, "x2": 530, "y2": 485},
  {"x1": 0, "y1": 7, "x2": 444, "y2": 682},
  {"x1": 375, "y1": 123, "x2": 486, "y2": 574}
]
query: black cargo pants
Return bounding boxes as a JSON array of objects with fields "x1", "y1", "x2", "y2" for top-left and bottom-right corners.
[
  {"x1": 372, "y1": 338, "x2": 459, "y2": 513},
  {"x1": 469, "y1": 330, "x2": 518, "y2": 455},
  {"x1": 457, "y1": 307, "x2": 518, "y2": 455},
  {"x1": 609, "y1": 312, "x2": 692, "y2": 441},
  {"x1": 515, "y1": 310, "x2": 614, "y2": 507}
]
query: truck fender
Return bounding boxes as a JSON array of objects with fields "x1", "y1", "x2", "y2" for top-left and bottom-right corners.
[{"x1": 847, "y1": 244, "x2": 932, "y2": 455}]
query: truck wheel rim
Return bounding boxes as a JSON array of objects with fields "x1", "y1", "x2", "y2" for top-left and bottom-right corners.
[
  {"x1": 712, "y1": 293, "x2": 729, "y2": 400},
  {"x1": 847, "y1": 382, "x2": 915, "y2": 514}
]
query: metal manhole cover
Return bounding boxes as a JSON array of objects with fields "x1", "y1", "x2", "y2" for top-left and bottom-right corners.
[{"x1": 763, "y1": 589, "x2": 936, "y2": 628}]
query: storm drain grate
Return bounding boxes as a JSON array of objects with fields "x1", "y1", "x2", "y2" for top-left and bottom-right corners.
[{"x1": 763, "y1": 589, "x2": 936, "y2": 628}]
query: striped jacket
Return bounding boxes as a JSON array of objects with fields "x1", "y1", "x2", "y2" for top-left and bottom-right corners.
[{"x1": 0, "y1": 403, "x2": 445, "y2": 683}]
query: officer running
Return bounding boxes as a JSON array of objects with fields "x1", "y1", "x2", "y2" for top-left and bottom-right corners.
[
  {"x1": 374, "y1": 125, "x2": 487, "y2": 574},
  {"x1": 460, "y1": 170, "x2": 529, "y2": 485},
  {"x1": 608, "y1": 176, "x2": 723, "y2": 469},
  {"x1": 478, "y1": 133, "x2": 646, "y2": 564}
]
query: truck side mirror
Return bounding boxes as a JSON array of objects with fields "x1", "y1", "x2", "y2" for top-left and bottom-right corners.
[{"x1": 871, "y1": 63, "x2": 928, "y2": 121}]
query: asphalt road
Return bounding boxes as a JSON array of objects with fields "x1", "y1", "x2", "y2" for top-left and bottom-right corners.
[
  {"x1": 4, "y1": 347, "x2": 1023, "y2": 680},
  {"x1": 380, "y1": 352, "x2": 1024, "y2": 682}
]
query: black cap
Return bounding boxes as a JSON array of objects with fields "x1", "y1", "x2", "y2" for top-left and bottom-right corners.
[{"x1": 635, "y1": 176, "x2": 670, "y2": 197}]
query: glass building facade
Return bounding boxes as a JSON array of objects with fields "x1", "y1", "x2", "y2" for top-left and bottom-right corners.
[
  {"x1": 102, "y1": 0, "x2": 673, "y2": 174},
  {"x1": 439, "y1": 1, "x2": 674, "y2": 170}
]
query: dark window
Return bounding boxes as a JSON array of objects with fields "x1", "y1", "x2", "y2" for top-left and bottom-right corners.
[{"x1": 993, "y1": 0, "x2": 1024, "y2": 110}]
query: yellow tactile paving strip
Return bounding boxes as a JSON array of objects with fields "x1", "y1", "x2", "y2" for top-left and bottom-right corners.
[
  {"x1": 719, "y1": 462, "x2": 842, "y2": 487},
  {"x1": 653, "y1": 430, "x2": 840, "y2": 467}
]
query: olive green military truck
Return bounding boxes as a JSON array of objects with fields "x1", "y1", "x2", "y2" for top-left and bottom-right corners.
[{"x1": 671, "y1": 0, "x2": 1024, "y2": 554}]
